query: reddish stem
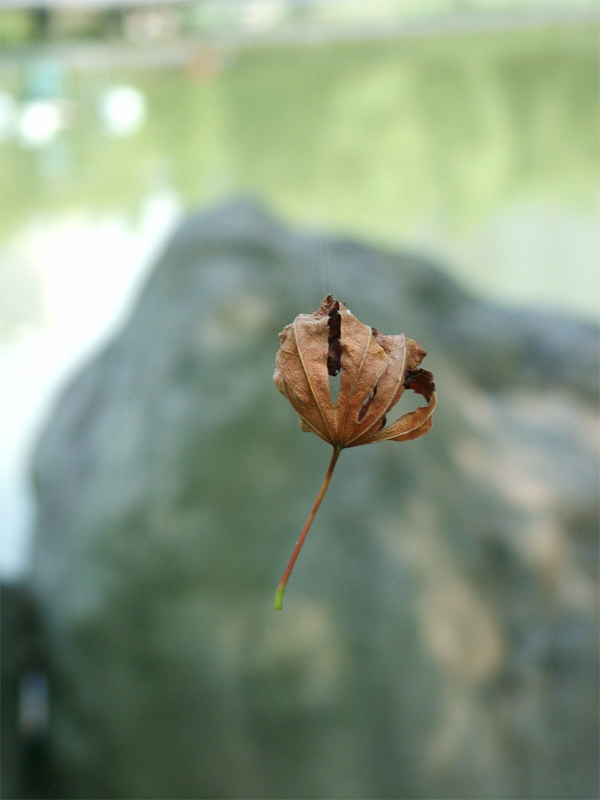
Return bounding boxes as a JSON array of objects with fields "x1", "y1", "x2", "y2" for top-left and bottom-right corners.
[{"x1": 274, "y1": 446, "x2": 342, "y2": 610}]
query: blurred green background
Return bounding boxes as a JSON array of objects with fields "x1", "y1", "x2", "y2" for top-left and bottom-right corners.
[{"x1": 1, "y1": 0, "x2": 599, "y2": 336}]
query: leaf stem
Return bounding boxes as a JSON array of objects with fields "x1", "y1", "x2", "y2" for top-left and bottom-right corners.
[{"x1": 274, "y1": 446, "x2": 342, "y2": 610}]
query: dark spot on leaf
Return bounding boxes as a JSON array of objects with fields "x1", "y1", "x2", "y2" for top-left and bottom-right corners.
[
  {"x1": 326, "y1": 297, "x2": 342, "y2": 377},
  {"x1": 404, "y1": 368, "x2": 435, "y2": 402}
]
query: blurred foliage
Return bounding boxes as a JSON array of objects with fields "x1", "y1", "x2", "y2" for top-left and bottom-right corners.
[{"x1": 0, "y1": 10, "x2": 37, "y2": 44}]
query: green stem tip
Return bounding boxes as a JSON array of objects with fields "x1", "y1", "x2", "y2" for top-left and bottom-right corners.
[
  {"x1": 273, "y1": 583, "x2": 285, "y2": 611},
  {"x1": 273, "y1": 446, "x2": 341, "y2": 611}
]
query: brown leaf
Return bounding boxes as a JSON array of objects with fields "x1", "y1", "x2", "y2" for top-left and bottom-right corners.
[
  {"x1": 272, "y1": 295, "x2": 436, "y2": 609},
  {"x1": 274, "y1": 295, "x2": 436, "y2": 449}
]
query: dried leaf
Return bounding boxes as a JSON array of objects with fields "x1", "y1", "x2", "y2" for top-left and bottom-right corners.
[
  {"x1": 272, "y1": 295, "x2": 436, "y2": 609},
  {"x1": 274, "y1": 295, "x2": 436, "y2": 449}
]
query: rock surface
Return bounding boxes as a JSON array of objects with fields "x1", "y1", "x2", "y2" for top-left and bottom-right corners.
[{"x1": 28, "y1": 200, "x2": 599, "y2": 799}]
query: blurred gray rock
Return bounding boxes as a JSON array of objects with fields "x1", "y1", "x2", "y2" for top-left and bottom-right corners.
[{"x1": 28, "y1": 199, "x2": 599, "y2": 799}]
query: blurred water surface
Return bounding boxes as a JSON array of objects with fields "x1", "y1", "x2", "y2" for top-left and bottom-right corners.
[{"x1": 2, "y1": 19, "x2": 599, "y2": 311}]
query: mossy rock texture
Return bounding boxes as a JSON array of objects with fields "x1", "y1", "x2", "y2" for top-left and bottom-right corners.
[{"x1": 28, "y1": 200, "x2": 599, "y2": 800}]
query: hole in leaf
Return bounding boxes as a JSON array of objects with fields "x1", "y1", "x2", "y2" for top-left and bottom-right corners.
[
  {"x1": 329, "y1": 373, "x2": 341, "y2": 404},
  {"x1": 382, "y1": 369, "x2": 434, "y2": 429},
  {"x1": 357, "y1": 385, "x2": 377, "y2": 421},
  {"x1": 383, "y1": 390, "x2": 423, "y2": 427}
]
